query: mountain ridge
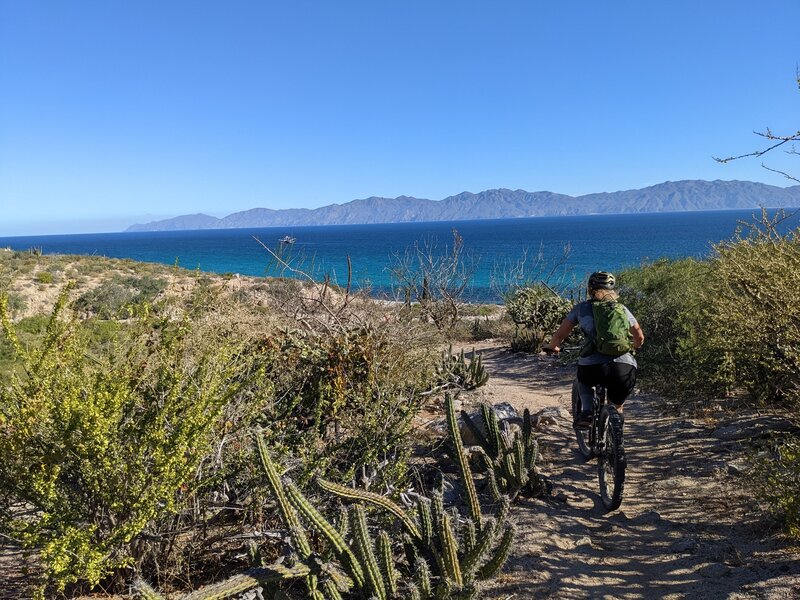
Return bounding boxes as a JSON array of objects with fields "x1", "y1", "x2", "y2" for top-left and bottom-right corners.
[{"x1": 126, "y1": 179, "x2": 800, "y2": 231}]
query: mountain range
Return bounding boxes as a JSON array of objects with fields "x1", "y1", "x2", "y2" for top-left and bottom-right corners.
[{"x1": 125, "y1": 179, "x2": 800, "y2": 232}]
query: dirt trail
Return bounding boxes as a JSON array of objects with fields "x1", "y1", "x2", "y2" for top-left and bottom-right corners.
[{"x1": 460, "y1": 341, "x2": 800, "y2": 600}]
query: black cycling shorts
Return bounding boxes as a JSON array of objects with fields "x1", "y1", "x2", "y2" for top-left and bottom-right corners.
[{"x1": 577, "y1": 362, "x2": 637, "y2": 406}]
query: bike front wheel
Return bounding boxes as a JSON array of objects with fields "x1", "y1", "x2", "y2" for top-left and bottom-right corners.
[{"x1": 598, "y1": 406, "x2": 625, "y2": 511}]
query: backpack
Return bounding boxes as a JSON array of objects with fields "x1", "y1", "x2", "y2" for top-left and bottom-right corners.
[{"x1": 581, "y1": 300, "x2": 634, "y2": 357}]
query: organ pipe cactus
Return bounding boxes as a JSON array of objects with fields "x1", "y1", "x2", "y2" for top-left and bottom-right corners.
[
  {"x1": 136, "y1": 415, "x2": 516, "y2": 599},
  {"x1": 319, "y1": 397, "x2": 515, "y2": 598},
  {"x1": 436, "y1": 346, "x2": 489, "y2": 390},
  {"x1": 461, "y1": 402, "x2": 544, "y2": 501},
  {"x1": 444, "y1": 392, "x2": 482, "y2": 525},
  {"x1": 133, "y1": 564, "x2": 313, "y2": 600}
]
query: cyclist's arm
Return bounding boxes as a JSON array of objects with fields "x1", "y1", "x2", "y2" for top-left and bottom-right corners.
[
  {"x1": 543, "y1": 317, "x2": 576, "y2": 352},
  {"x1": 631, "y1": 323, "x2": 645, "y2": 349}
]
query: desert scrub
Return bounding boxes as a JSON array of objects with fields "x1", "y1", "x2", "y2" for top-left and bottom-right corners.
[
  {"x1": 689, "y1": 212, "x2": 800, "y2": 406},
  {"x1": 750, "y1": 436, "x2": 800, "y2": 539},
  {"x1": 252, "y1": 324, "x2": 435, "y2": 488},
  {"x1": 0, "y1": 288, "x2": 252, "y2": 597},
  {"x1": 626, "y1": 212, "x2": 800, "y2": 406},
  {"x1": 74, "y1": 274, "x2": 167, "y2": 318},
  {"x1": 35, "y1": 270, "x2": 54, "y2": 284},
  {"x1": 618, "y1": 258, "x2": 709, "y2": 387},
  {"x1": 505, "y1": 284, "x2": 571, "y2": 352}
]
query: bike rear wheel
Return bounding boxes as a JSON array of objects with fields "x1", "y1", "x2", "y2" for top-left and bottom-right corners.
[
  {"x1": 598, "y1": 405, "x2": 625, "y2": 511},
  {"x1": 573, "y1": 384, "x2": 593, "y2": 459}
]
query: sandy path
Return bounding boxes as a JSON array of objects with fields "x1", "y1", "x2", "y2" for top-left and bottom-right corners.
[{"x1": 460, "y1": 341, "x2": 800, "y2": 600}]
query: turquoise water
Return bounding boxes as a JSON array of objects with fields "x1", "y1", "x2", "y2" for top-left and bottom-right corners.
[{"x1": 1, "y1": 210, "x2": 795, "y2": 301}]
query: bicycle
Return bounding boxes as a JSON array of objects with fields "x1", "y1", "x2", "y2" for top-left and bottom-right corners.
[{"x1": 572, "y1": 382, "x2": 626, "y2": 511}]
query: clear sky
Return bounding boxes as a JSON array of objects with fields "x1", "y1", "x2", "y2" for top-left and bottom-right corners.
[{"x1": 1, "y1": 1, "x2": 799, "y2": 235}]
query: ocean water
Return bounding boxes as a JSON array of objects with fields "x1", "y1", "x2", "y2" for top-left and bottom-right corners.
[{"x1": 1, "y1": 209, "x2": 796, "y2": 301}]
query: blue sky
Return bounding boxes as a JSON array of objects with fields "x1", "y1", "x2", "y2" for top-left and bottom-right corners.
[{"x1": 1, "y1": 1, "x2": 799, "y2": 235}]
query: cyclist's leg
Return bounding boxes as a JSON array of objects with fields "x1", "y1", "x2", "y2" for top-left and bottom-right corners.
[
  {"x1": 571, "y1": 378, "x2": 594, "y2": 417},
  {"x1": 603, "y1": 363, "x2": 637, "y2": 413},
  {"x1": 575, "y1": 365, "x2": 602, "y2": 426}
]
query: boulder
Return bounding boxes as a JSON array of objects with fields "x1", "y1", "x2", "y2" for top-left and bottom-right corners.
[{"x1": 459, "y1": 402, "x2": 520, "y2": 446}]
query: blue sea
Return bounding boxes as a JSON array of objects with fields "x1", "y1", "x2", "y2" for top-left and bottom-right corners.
[{"x1": 1, "y1": 210, "x2": 796, "y2": 301}]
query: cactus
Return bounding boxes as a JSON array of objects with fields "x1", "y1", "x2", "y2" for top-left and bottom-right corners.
[
  {"x1": 461, "y1": 518, "x2": 495, "y2": 578},
  {"x1": 254, "y1": 423, "x2": 516, "y2": 600},
  {"x1": 180, "y1": 566, "x2": 313, "y2": 600},
  {"x1": 462, "y1": 518, "x2": 477, "y2": 556},
  {"x1": 133, "y1": 578, "x2": 164, "y2": 600},
  {"x1": 444, "y1": 394, "x2": 482, "y2": 525},
  {"x1": 418, "y1": 498, "x2": 434, "y2": 546},
  {"x1": 477, "y1": 525, "x2": 514, "y2": 579},
  {"x1": 436, "y1": 346, "x2": 489, "y2": 390},
  {"x1": 133, "y1": 564, "x2": 315, "y2": 600},
  {"x1": 440, "y1": 512, "x2": 464, "y2": 587},
  {"x1": 350, "y1": 505, "x2": 388, "y2": 600},
  {"x1": 255, "y1": 432, "x2": 322, "y2": 596},
  {"x1": 284, "y1": 480, "x2": 365, "y2": 589},
  {"x1": 322, "y1": 579, "x2": 345, "y2": 600},
  {"x1": 414, "y1": 557, "x2": 433, "y2": 598},
  {"x1": 461, "y1": 405, "x2": 543, "y2": 501},
  {"x1": 378, "y1": 530, "x2": 399, "y2": 597},
  {"x1": 318, "y1": 478, "x2": 422, "y2": 540}
]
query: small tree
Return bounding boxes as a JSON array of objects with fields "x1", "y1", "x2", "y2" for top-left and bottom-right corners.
[
  {"x1": 504, "y1": 284, "x2": 571, "y2": 352},
  {"x1": 390, "y1": 229, "x2": 477, "y2": 332}
]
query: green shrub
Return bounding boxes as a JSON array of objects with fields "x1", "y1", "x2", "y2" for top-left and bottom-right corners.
[
  {"x1": 75, "y1": 275, "x2": 166, "y2": 319},
  {"x1": 619, "y1": 212, "x2": 800, "y2": 408},
  {"x1": 691, "y1": 218, "x2": 800, "y2": 406},
  {"x1": 0, "y1": 288, "x2": 247, "y2": 597},
  {"x1": 5, "y1": 293, "x2": 26, "y2": 315},
  {"x1": 618, "y1": 258, "x2": 709, "y2": 386},
  {"x1": 35, "y1": 271, "x2": 54, "y2": 284},
  {"x1": 252, "y1": 326, "x2": 433, "y2": 487},
  {"x1": 750, "y1": 436, "x2": 800, "y2": 539},
  {"x1": 504, "y1": 284, "x2": 571, "y2": 352}
]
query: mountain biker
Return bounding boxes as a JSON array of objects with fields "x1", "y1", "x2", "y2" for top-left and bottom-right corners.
[{"x1": 542, "y1": 271, "x2": 645, "y2": 429}]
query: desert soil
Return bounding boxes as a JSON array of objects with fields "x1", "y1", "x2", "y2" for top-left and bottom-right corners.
[{"x1": 458, "y1": 340, "x2": 800, "y2": 600}]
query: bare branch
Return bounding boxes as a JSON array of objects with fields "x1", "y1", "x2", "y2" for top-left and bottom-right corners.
[
  {"x1": 713, "y1": 132, "x2": 800, "y2": 163},
  {"x1": 760, "y1": 163, "x2": 800, "y2": 184}
]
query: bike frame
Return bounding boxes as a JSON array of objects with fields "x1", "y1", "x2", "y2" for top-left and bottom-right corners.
[{"x1": 588, "y1": 384, "x2": 608, "y2": 455}]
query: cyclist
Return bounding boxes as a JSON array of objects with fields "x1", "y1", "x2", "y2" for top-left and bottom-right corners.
[{"x1": 543, "y1": 271, "x2": 645, "y2": 429}]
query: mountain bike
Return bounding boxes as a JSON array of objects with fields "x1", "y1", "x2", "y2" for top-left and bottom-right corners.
[{"x1": 572, "y1": 383, "x2": 626, "y2": 511}]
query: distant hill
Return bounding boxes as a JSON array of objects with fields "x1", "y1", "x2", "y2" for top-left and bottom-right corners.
[{"x1": 125, "y1": 180, "x2": 800, "y2": 231}]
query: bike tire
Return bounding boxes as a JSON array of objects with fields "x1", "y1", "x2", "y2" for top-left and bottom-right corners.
[
  {"x1": 598, "y1": 405, "x2": 625, "y2": 511},
  {"x1": 573, "y1": 384, "x2": 593, "y2": 459}
]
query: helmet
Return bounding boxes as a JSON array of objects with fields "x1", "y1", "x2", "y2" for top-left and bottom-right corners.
[{"x1": 588, "y1": 271, "x2": 616, "y2": 290}]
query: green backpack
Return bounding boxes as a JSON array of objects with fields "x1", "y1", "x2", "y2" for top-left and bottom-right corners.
[{"x1": 582, "y1": 300, "x2": 634, "y2": 356}]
